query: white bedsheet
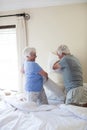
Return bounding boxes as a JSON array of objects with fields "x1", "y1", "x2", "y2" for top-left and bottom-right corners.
[{"x1": 0, "y1": 98, "x2": 87, "y2": 130}]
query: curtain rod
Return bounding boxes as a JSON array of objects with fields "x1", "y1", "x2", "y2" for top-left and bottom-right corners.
[{"x1": 0, "y1": 13, "x2": 30, "y2": 20}]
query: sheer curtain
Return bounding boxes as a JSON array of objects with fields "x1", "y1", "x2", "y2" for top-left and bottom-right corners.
[
  {"x1": 0, "y1": 15, "x2": 28, "y2": 92},
  {"x1": 16, "y1": 17, "x2": 28, "y2": 92}
]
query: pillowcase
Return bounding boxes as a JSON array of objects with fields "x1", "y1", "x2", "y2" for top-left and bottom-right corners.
[
  {"x1": 83, "y1": 83, "x2": 87, "y2": 87},
  {"x1": 46, "y1": 52, "x2": 65, "y2": 103},
  {"x1": 47, "y1": 52, "x2": 59, "y2": 73},
  {"x1": 44, "y1": 78, "x2": 65, "y2": 103},
  {"x1": 47, "y1": 52, "x2": 64, "y2": 85}
]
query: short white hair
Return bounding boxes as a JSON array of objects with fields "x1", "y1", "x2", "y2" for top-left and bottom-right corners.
[
  {"x1": 23, "y1": 47, "x2": 36, "y2": 58},
  {"x1": 57, "y1": 45, "x2": 70, "y2": 56}
]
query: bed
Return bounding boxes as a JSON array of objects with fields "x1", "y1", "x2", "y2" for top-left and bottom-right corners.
[
  {"x1": 0, "y1": 84, "x2": 87, "y2": 130},
  {"x1": 0, "y1": 53, "x2": 87, "y2": 130}
]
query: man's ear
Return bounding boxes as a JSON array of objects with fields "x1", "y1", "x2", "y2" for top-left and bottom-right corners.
[{"x1": 62, "y1": 53, "x2": 66, "y2": 56}]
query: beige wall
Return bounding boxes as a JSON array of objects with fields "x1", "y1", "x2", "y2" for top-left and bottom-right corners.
[
  {"x1": 27, "y1": 3, "x2": 87, "y2": 82},
  {"x1": 0, "y1": 3, "x2": 87, "y2": 82}
]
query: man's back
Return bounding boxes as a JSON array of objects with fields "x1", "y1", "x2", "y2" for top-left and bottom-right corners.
[{"x1": 59, "y1": 55, "x2": 83, "y2": 92}]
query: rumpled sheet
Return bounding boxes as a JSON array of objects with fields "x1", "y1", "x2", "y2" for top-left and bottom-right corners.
[
  {"x1": 0, "y1": 97, "x2": 87, "y2": 130},
  {"x1": 4, "y1": 95, "x2": 57, "y2": 112}
]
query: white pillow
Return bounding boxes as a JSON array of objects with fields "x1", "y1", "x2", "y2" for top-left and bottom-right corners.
[
  {"x1": 47, "y1": 52, "x2": 59, "y2": 73},
  {"x1": 44, "y1": 78, "x2": 65, "y2": 103},
  {"x1": 83, "y1": 83, "x2": 87, "y2": 87},
  {"x1": 46, "y1": 52, "x2": 65, "y2": 103},
  {"x1": 47, "y1": 52, "x2": 64, "y2": 85}
]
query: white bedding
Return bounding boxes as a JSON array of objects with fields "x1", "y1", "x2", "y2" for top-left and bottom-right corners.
[{"x1": 0, "y1": 96, "x2": 87, "y2": 130}]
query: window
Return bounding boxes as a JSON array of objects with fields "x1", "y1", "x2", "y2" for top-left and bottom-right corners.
[{"x1": 0, "y1": 26, "x2": 19, "y2": 91}]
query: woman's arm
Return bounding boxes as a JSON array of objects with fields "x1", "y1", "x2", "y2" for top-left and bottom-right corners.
[
  {"x1": 20, "y1": 65, "x2": 25, "y2": 74},
  {"x1": 39, "y1": 70, "x2": 48, "y2": 80}
]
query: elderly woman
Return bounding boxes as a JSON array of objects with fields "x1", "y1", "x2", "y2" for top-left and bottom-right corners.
[
  {"x1": 21, "y1": 47, "x2": 48, "y2": 105},
  {"x1": 53, "y1": 44, "x2": 87, "y2": 107}
]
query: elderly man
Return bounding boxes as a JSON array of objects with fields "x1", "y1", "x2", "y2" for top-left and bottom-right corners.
[{"x1": 53, "y1": 44, "x2": 87, "y2": 107}]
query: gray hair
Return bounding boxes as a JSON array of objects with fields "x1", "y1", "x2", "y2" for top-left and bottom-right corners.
[
  {"x1": 57, "y1": 45, "x2": 70, "y2": 56},
  {"x1": 23, "y1": 47, "x2": 36, "y2": 58}
]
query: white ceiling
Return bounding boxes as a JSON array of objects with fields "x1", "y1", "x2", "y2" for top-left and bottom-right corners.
[{"x1": 0, "y1": 0, "x2": 87, "y2": 12}]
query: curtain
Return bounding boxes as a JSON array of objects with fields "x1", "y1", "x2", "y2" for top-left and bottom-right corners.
[
  {"x1": 16, "y1": 17, "x2": 28, "y2": 92},
  {"x1": 0, "y1": 15, "x2": 28, "y2": 92}
]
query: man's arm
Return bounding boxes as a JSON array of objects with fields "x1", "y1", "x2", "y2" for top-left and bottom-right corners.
[{"x1": 53, "y1": 61, "x2": 61, "y2": 70}]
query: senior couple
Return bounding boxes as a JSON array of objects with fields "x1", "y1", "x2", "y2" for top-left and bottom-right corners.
[{"x1": 21, "y1": 44, "x2": 87, "y2": 107}]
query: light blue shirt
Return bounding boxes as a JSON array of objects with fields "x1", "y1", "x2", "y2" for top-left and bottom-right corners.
[
  {"x1": 24, "y1": 61, "x2": 43, "y2": 92},
  {"x1": 59, "y1": 55, "x2": 83, "y2": 92}
]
